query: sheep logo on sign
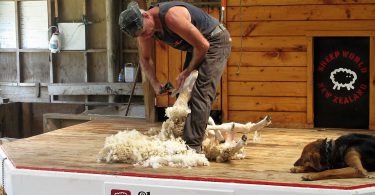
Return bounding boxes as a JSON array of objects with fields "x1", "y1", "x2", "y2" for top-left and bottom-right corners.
[
  {"x1": 330, "y1": 68, "x2": 357, "y2": 91},
  {"x1": 317, "y1": 49, "x2": 368, "y2": 105}
]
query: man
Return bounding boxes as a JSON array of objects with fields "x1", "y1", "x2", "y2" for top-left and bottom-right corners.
[{"x1": 119, "y1": 1, "x2": 231, "y2": 153}]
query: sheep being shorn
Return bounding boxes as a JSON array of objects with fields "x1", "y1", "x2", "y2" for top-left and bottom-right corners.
[{"x1": 98, "y1": 70, "x2": 271, "y2": 168}]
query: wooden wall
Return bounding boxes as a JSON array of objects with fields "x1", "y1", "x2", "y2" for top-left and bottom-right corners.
[
  {"x1": 224, "y1": 0, "x2": 375, "y2": 128},
  {"x1": 154, "y1": 0, "x2": 375, "y2": 128}
]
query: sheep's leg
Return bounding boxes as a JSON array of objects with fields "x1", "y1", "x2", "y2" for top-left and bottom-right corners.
[
  {"x1": 216, "y1": 135, "x2": 247, "y2": 162},
  {"x1": 207, "y1": 117, "x2": 215, "y2": 126},
  {"x1": 206, "y1": 123, "x2": 234, "y2": 132},
  {"x1": 206, "y1": 117, "x2": 226, "y2": 142},
  {"x1": 242, "y1": 115, "x2": 271, "y2": 133},
  {"x1": 207, "y1": 116, "x2": 271, "y2": 133}
]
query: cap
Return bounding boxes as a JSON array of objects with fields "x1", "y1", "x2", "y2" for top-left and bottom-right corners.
[{"x1": 119, "y1": 1, "x2": 144, "y2": 37}]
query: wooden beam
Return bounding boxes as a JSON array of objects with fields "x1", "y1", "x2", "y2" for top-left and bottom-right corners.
[
  {"x1": 229, "y1": 96, "x2": 306, "y2": 112},
  {"x1": 47, "y1": 83, "x2": 144, "y2": 96},
  {"x1": 43, "y1": 113, "x2": 147, "y2": 132},
  {"x1": 229, "y1": 110, "x2": 307, "y2": 128},
  {"x1": 306, "y1": 36, "x2": 314, "y2": 128},
  {"x1": 227, "y1": 0, "x2": 375, "y2": 6},
  {"x1": 0, "y1": 85, "x2": 50, "y2": 103},
  {"x1": 155, "y1": 42, "x2": 169, "y2": 107},
  {"x1": 142, "y1": 9, "x2": 157, "y2": 121},
  {"x1": 227, "y1": 21, "x2": 375, "y2": 37},
  {"x1": 54, "y1": 0, "x2": 59, "y2": 20},
  {"x1": 228, "y1": 51, "x2": 306, "y2": 67},
  {"x1": 222, "y1": 66, "x2": 228, "y2": 122},
  {"x1": 21, "y1": 103, "x2": 32, "y2": 137},
  {"x1": 227, "y1": 5, "x2": 375, "y2": 22},
  {"x1": 370, "y1": 36, "x2": 375, "y2": 130},
  {"x1": 227, "y1": 67, "x2": 307, "y2": 82},
  {"x1": 228, "y1": 81, "x2": 306, "y2": 97},
  {"x1": 106, "y1": 0, "x2": 117, "y2": 102},
  {"x1": 15, "y1": 0, "x2": 20, "y2": 84}
]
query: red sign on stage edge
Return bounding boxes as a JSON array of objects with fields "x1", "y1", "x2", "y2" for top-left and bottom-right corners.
[{"x1": 111, "y1": 189, "x2": 131, "y2": 195}]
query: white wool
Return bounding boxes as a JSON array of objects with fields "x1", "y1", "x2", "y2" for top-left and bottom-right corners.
[
  {"x1": 143, "y1": 152, "x2": 209, "y2": 169},
  {"x1": 97, "y1": 129, "x2": 208, "y2": 168},
  {"x1": 98, "y1": 70, "x2": 271, "y2": 168}
]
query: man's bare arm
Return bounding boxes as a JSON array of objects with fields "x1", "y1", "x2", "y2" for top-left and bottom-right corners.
[
  {"x1": 165, "y1": 6, "x2": 210, "y2": 89},
  {"x1": 138, "y1": 36, "x2": 161, "y2": 94}
]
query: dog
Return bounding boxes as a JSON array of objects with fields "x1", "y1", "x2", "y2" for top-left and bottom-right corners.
[{"x1": 291, "y1": 133, "x2": 375, "y2": 181}]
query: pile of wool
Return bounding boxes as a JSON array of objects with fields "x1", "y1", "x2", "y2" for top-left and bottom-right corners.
[
  {"x1": 97, "y1": 70, "x2": 271, "y2": 168},
  {"x1": 97, "y1": 129, "x2": 208, "y2": 168},
  {"x1": 97, "y1": 71, "x2": 210, "y2": 168}
]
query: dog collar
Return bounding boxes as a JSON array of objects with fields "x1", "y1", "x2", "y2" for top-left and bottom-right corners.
[{"x1": 324, "y1": 139, "x2": 335, "y2": 169}]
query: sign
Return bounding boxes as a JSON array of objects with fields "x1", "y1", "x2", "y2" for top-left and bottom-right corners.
[{"x1": 314, "y1": 37, "x2": 369, "y2": 129}]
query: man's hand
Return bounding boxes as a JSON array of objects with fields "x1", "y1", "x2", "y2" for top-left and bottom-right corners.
[
  {"x1": 176, "y1": 69, "x2": 191, "y2": 91},
  {"x1": 152, "y1": 82, "x2": 163, "y2": 95}
]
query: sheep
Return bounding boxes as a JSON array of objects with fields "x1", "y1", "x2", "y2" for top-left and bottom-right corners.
[{"x1": 98, "y1": 70, "x2": 271, "y2": 168}]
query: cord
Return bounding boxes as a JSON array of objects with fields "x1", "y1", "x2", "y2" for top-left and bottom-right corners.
[{"x1": 236, "y1": 0, "x2": 243, "y2": 75}]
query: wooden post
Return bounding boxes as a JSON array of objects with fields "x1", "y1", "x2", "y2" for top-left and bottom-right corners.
[
  {"x1": 306, "y1": 36, "x2": 314, "y2": 128},
  {"x1": 137, "y1": 1, "x2": 156, "y2": 122},
  {"x1": 370, "y1": 36, "x2": 375, "y2": 130},
  {"x1": 142, "y1": 71, "x2": 156, "y2": 122},
  {"x1": 106, "y1": 0, "x2": 116, "y2": 103},
  {"x1": 21, "y1": 103, "x2": 32, "y2": 138}
]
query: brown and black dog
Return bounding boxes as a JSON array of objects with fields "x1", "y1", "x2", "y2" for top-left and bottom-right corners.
[{"x1": 291, "y1": 133, "x2": 375, "y2": 181}]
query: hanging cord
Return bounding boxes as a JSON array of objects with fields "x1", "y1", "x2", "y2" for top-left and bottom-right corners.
[
  {"x1": 2, "y1": 157, "x2": 7, "y2": 195},
  {"x1": 236, "y1": 0, "x2": 243, "y2": 75}
]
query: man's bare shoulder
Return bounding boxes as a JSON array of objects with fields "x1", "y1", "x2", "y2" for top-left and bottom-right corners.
[{"x1": 164, "y1": 6, "x2": 190, "y2": 24}]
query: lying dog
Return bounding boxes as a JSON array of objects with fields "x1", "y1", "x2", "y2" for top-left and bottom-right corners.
[{"x1": 291, "y1": 133, "x2": 375, "y2": 181}]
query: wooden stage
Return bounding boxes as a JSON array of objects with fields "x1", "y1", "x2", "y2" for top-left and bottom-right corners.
[{"x1": 2, "y1": 119, "x2": 375, "y2": 195}]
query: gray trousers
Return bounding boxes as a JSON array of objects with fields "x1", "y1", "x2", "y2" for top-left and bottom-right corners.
[{"x1": 182, "y1": 29, "x2": 232, "y2": 150}]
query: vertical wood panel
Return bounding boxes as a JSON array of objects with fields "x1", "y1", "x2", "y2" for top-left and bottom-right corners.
[
  {"x1": 155, "y1": 42, "x2": 168, "y2": 107},
  {"x1": 168, "y1": 48, "x2": 182, "y2": 105},
  {"x1": 0, "y1": 53, "x2": 17, "y2": 82},
  {"x1": 21, "y1": 52, "x2": 50, "y2": 83},
  {"x1": 55, "y1": 53, "x2": 85, "y2": 83},
  {"x1": 222, "y1": 66, "x2": 228, "y2": 121},
  {"x1": 15, "y1": 1, "x2": 20, "y2": 84},
  {"x1": 370, "y1": 37, "x2": 375, "y2": 130},
  {"x1": 59, "y1": 0, "x2": 83, "y2": 22},
  {"x1": 87, "y1": 52, "x2": 107, "y2": 82},
  {"x1": 223, "y1": 3, "x2": 228, "y2": 120},
  {"x1": 306, "y1": 37, "x2": 314, "y2": 127},
  {"x1": 87, "y1": 0, "x2": 106, "y2": 49}
]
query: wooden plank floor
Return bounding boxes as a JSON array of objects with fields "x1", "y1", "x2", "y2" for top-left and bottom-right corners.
[{"x1": 3, "y1": 119, "x2": 375, "y2": 188}]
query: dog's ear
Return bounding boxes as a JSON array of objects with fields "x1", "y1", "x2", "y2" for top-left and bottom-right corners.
[
  {"x1": 309, "y1": 152, "x2": 322, "y2": 171},
  {"x1": 294, "y1": 157, "x2": 303, "y2": 166}
]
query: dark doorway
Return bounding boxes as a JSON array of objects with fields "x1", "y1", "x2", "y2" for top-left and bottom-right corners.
[{"x1": 314, "y1": 37, "x2": 369, "y2": 129}]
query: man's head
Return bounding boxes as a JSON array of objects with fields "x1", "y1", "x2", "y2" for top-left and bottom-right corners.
[{"x1": 119, "y1": 1, "x2": 144, "y2": 37}]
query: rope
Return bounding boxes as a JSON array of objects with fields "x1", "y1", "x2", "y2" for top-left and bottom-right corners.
[
  {"x1": 236, "y1": 0, "x2": 243, "y2": 75},
  {"x1": 2, "y1": 157, "x2": 7, "y2": 195}
]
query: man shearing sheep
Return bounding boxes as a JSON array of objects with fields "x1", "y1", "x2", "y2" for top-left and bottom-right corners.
[{"x1": 119, "y1": 1, "x2": 231, "y2": 153}]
